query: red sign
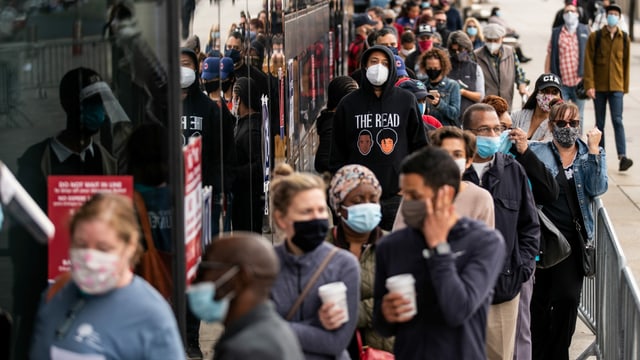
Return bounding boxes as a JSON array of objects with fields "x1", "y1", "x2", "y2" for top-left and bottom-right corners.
[
  {"x1": 184, "y1": 137, "x2": 203, "y2": 284},
  {"x1": 47, "y1": 176, "x2": 133, "y2": 281}
]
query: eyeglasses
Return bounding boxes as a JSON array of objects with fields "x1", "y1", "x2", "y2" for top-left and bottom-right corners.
[
  {"x1": 553, "y1": 119, "x2": 580, "y2": 128},
  {"x1": 468, "y1": 126, "x2": 504, "y2": 135}
]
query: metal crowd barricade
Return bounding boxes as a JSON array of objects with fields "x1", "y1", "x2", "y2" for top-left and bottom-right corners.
[
  {"x1": 577, "y1": 198, "x2": 640, "y2": 359},
  {"x1": 20, "y1": 36, "x2": 112, "y2": 98},
  {"x1": 0, "y1": 37, "x2": 111, "y2": 127}
]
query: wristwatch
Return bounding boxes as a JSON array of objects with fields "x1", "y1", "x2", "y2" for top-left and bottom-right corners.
[{"x1": 422, "y1": 242, "x2": 451, "y2": 259}]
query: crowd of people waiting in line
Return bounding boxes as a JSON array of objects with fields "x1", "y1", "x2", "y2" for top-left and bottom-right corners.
[{"x1": 17, "y1": 0, "x2": 630, "y2": 358}]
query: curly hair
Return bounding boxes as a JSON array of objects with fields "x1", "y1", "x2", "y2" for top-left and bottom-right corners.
[
  {"x1": 481, "y1": 95, "x2": 509, "y2": 117},
  {"x1": 419, "y1": 48, "x2": 452, "y2": 76}
]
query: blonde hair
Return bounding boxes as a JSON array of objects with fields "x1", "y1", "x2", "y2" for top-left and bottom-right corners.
[
  {"x1": 70, "y1": 193, "x2": 142, "y2": 266},
  {"x1": 463, "y1": 17, "x2": 484, "y2": 42},
  {"x1": 270, "y1": 172, "x2": 326, "y2": 216}
]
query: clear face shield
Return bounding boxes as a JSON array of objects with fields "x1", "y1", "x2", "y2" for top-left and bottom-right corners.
[{"x1": 79, "y1": 81, "x2": 130, "y2": 127}]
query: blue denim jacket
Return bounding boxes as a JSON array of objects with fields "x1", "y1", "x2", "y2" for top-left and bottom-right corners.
[
  {"x1": 529, "y1": 140, "x2": 608, "y2": 240},
  {"x1": 422, "y1": 77, "x2": 461, "y2": 127}
]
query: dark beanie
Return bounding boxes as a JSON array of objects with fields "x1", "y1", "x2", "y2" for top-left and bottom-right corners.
[
  {"x1": 327, "y1": 76, "x2": 358, "y2": 110},
  {"x1": 59, "y1": 67, "x2": 102, "y2": 115},
  {"x1": 234, "y1": 77, "x2": 262, "y2": 112}
]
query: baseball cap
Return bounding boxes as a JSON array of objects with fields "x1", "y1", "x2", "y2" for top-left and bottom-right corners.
[
  {"x1": 535, "y1": 73, "x2": 562, "y2": 91},
  {"x1": 398, "y1": 79, "x2": 433, "y2": 100},
  {"x1": 394, "y1": 56, "x2": 408, "y2": 77},
  {"x1": 220, "y1": 57, "x2": 234, "y2": 80},
  {"x1": 605, "y1": 3, "x2": 622, "y2": 14},
  {"x1": 417, "y1": 24, "x2": 435, "y2": 37},
  {"x1": 354, "y1": 14, "x2": 377, "y2": 28},
  {"x1": 201, "y1": 57, "x2": 221, "y2": 80}
]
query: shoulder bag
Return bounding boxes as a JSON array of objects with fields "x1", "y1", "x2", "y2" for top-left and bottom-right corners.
[
  {"x1": 134, "y1": 191, "x2": 174, "y2": 300},
  {"x1": 285, "y1": 246, "x2": 339, "y2": 321},
  {"x1": 551, "y1": 144, "x2": 596, "y2": 278},
  {"x1": 536, "y1": 206, "x2": 572, "y2": 269},
  {"x1": 356, "y1": 330, "x2": 394, "y2": 360}
]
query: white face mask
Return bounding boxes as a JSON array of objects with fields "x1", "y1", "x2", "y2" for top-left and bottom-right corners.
[
  {"x1": 563, "y1": 12, "x2": 579, "y2": 31},
  {"x1": 70, "y1": 248, "x2": 122, "y2": 295},
  {"x1": 231, "y1": 97, "x2": 239, "y2": 117},
  {"x1": 400, "y1": 47, "x2": 416, "y2": 56},
  {"x1": 180, "y1": 66, "x2": 196, "y2": 89},
  {"x1": 454, "y1": 158, "x2": 468, "y2": 176},
  {"x1": 366, "y1": 63, "x2": 389, "y2": 86},
  {"x1": 486, "y1": 42, "x2": 501, "y2": 54}
]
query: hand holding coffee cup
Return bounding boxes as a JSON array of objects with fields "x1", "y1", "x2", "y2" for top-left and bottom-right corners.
[
  {"x1": 318, "y1": 282, "x2": 349, "y2": 329},
  {"x1": 383, "y1": 274, "x2": 417, "y2": 322}
]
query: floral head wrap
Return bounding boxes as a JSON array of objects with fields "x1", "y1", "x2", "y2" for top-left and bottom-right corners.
[{"x1": 329, "y1": 164, "x2": 382, "y2": 212}]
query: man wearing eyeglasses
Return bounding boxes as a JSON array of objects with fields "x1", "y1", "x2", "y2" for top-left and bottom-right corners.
[
  {"x1": 461, "y1": 103, "x2": 540, "y2": 360},
  {"x1": 188, "y1": 232, "x2": 304, "y2": 360}
]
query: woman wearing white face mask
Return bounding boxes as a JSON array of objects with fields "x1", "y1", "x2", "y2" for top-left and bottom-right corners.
[
  {"x1": 327, "y1": 165, "x2": 392, "y2": 358},
  {"x1": 512, "y1": 73, "x2": 564, "y2": 141},
  {"x1": 393, "y1": 126, "x2": 495, "y2": 231},
  {"x1": 30, "y1": 193, "x2": 183, "y2": 359}
]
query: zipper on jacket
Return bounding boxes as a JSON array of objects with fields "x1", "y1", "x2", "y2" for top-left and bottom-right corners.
[{"x1": 296, "y1": 263, "x2": 302, "y2": 321}]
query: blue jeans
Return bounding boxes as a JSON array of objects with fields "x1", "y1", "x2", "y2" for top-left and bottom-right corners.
[
  {"x1": 560, "y1": 85, "x2": 585, "y2": 133},
  {"x1": 594, "y1": 91, "x2": 626, "y2": 157}
]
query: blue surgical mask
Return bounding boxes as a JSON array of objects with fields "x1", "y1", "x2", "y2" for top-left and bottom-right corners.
[
  {"x1": 466, "y1": 27, "x2": 478, "y2": 37},
  {"x1": 80, "y1": 102, "x2": 105, "y2": 132},
  {"x1": 418, "y1": 103, "x2": 425, "y2": 116},
  {"x1": 341, "y1": 203, "x2": 382, "y2": 233},
  {"x1": 186, "y1": 266, "x2": 238, "y2": 323},
  {"x1": 224, "y1": 49, "x2": 242, "y2": 64},
  {"x1": 498, "y1": 130, "x2": 513, "y2": 155},
  {"x1": 607, "y1": 14, "x2": 619, "y2": 27},
  {"x1": 476, "y1": 135, "x2": 502, "y2": 158}
]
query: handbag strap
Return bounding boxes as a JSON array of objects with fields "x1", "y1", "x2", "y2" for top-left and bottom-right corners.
[
  {"x1": 285, "y1": 246, "x2": 339, "y2": 321},
  {"x1": 356, "y1": 329, "x2": 365, "y2": 355},
  {"x1": 133, "y1": 191, "x2": 157, "y2": 252},
  {"x1": 549, "y1": 143, "x2": 587, "y2": 238}
]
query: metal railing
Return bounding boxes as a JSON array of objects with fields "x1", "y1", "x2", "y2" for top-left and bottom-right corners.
[
  {"x1": 0, "y1": 36, "x2": 111, "y2": 99},
  {"x1": 0, "y1": 37, "x2": 111, "y2": 127},
  {"x1": 577, "y1": 198, "x2": 640, "y2": 359}
]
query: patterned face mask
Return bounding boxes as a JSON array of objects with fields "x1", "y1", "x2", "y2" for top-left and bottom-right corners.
[
  {"x1": 536, "y1": 93, "x2": 557, "y2": 112},
  {"x1": 553, "y1": 125, "x2": 580, "y2": 148}
]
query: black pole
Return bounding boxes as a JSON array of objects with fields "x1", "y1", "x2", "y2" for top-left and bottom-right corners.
[
  {"x1": 629, "y1": 0, "x2": 635, "y2": 41},
  {"x1": 166, "y1": 0, "x2": 187, "y2": 346}
]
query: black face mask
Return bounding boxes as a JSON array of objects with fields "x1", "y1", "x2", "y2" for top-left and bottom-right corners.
[
  {"x1": 221, "y1": 79, "x2": 233, "y2": 93},
  {"x1": 291, "y1": 219, "x2": 329, "y2": 253},
  {"x1": 204, "y1": 81, "x2": 220, "y2": 94},
  {"x1": 426, "y1": 69, "x2": 442, "y2": 80},
  {"x1": 436, "y1": 22, "x2": 447, "y2": 31}
]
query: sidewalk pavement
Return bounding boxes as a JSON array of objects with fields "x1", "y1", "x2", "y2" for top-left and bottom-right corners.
[{"x1": 499, "y1": 0, "x2": 640, "y2": 358}]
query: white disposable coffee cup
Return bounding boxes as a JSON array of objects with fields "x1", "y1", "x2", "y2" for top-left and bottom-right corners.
[
  {"x1": 318, "y1": 281, "x2": 349, "y2": 325},
  {"x1": 386, "y1": 274, "x2": 417, "y2": 318}
]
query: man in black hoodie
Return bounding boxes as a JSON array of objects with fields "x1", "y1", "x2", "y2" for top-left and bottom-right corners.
[
  {"x1": 329, "y1": 45, "x2": 428, "y2": 230},
  {"x1": 180, "y1": 48, "x2": 236, "y2": 359}
]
